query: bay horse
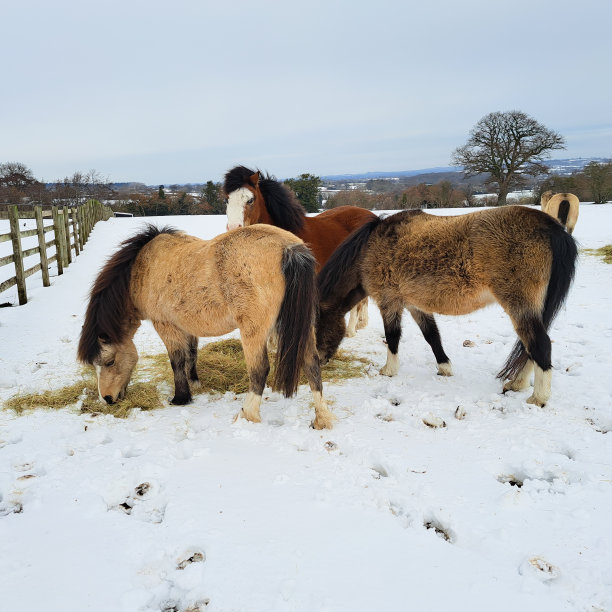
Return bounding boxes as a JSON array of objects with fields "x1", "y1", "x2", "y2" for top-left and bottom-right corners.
[
  {"x1": 541, "y1": 191, "x2": 580, "y2": 234},
  {"x1": 316, "y1": 206, "x2": 577, "y2": 407},
  {"x1": 77, "y1": 224, "x2": 334, "y2": 429},
  {"x1": 223, "y1": 165, "x2": 376, "y2": 336}
]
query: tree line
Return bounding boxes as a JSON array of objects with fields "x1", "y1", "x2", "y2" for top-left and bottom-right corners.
[{"x1": 2, "y1": 110, "x2": 610, "y2": 214}]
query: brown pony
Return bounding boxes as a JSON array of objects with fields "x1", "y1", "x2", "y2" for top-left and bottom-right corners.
[
  {"x1": 77, "y1": 224, "x2": 334, "y2": 429},
  {"x1": 541, "y1": 191, "x2": 580, "y2": 234},
  {"x1": 317, "y1": 206, "x2": 577, "y2": 407},
  {"x1": 223, "y1": 165, "x2": 376, "y2": 336}
]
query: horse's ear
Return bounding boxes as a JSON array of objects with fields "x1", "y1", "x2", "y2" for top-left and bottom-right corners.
[{"x1": 248, "y1": 171, "x2": 260, "y2": 187}]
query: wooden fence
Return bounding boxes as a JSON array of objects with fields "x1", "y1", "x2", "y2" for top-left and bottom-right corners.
[{"x1": 0, "y1": 199, "x2": 113, "y2": 305}]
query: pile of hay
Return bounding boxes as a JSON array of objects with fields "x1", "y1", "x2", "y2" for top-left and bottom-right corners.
[
  {"x1": 584, "y1": 245, "x2": 612, "y2": 264},
  {"x1": 3, "y1": 339, "x2": 372, "y2": 418}
]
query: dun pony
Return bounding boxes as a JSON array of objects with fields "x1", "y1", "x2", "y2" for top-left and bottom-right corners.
[
  {"x1": 317, "y1": 206, "x2": 577, "y2": 406},
  {"x1": 77, "y1": 224, "x2": 334, "y2": 429},
  {"x1": 541, "y1": 191, "x2": 580, "y2": 234},
  {"x1": 224, "y1": 165, "x2": 375, "y2": 336}
]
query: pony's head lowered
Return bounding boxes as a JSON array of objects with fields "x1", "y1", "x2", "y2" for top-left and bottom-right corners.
[
  {"x1": 77, "y1": 225, "x2": 177, "y2": 404},
  {"x1": 223, "y1": 165, "x2": 304, "y2": 233}
]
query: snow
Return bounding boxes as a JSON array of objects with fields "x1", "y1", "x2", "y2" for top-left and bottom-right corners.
[{"x1": 1, "y1": 206, "x2": 611, "y2": 611}]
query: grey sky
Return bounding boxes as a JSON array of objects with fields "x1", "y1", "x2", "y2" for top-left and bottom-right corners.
[{"x1": 2, "y1": 0, "x2": 610, "y2": 184}]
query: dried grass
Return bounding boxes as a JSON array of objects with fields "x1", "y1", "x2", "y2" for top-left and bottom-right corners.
[
  {"x1": 583, "y1": 245, "x2": 612, "y2": 264},
  {"x1": 2, "y1": 339, "x2": 371, "y2": 418}
]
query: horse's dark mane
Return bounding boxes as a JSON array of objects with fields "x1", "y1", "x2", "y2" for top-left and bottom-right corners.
[
  {"x1": 259, "y1": 176, "x2": 305, "y2": 233},
  {"x1": 77, "y1": 225, "x2": 178, "y2": 364},
  {"x1": 224, "y1": 165, "x2": 305, "y2": 234},
  {"x1": 223, "y1": 165, "x2": 258, "y2": 196}
]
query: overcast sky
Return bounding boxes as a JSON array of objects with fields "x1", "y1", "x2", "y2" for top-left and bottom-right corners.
[{"x1": 2, "y1": 0, "x2": 610, "y2": 185}]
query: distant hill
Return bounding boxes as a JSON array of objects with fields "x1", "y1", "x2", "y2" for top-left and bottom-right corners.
[{"x1": 321, "y1": 157, "x2": 607, "y2": 183}]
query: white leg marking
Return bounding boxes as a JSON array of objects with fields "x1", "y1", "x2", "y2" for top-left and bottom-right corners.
[
  {"x1": 380, "y1": 348, "x2": 399, "y2": 377},
  {"x1": 356, "y1": 300, "x2": 369, "y2": 329},
  {"x1": 527, "y1": 366, "x2": 551, "y2": 407},
  {"x1": 437, "y1": 362, "x2": 453, "y2": 376},
  {"x1": 311, "y1": 390, "x2": 334, "y2": 430},
  {"x1": 346, "y1": 307, "x2": 358, "y2": 337},
  {"x1": 238, "y1": 391, "x2": 262, "y2": 423},
  {"x1": 503, "y1": 360, "x2": 534, "y2": 393}
]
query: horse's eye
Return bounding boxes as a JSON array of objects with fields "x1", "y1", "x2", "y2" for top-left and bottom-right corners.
[
  {"x1": 247, "y1": 197, "x2": 254, "y2": 205},
  {"x1": 105, "y1": 359, "x2": 115, "y2": 367}
]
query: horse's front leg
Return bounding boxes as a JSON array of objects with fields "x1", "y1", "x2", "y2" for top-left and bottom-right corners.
[
  {"x1": 379, "y1": 302, "x2": 403, "y2": 376},
  {"x1": 187, "y1": 335, "x2": 201, "y2": 390},
  {"x1": 408, "y1": 307, "x2": 452, "y2": 376},
  {"x1": 153, "y1": 322, "x2": 192, "y2": 405}
]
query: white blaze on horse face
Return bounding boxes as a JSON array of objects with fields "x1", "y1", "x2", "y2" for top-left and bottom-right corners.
[
  {"x1": 226, "y1": 187, "x2": 253, "y2": 230},
  {"x1": 95, "y1": 365, "x2": 103, "y2": 401}
]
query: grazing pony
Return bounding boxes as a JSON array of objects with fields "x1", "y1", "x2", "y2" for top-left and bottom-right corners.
[
  {"x1": 317, "y1": 206, "x2": 577, "y2": 406},
  {"x1": 224, "y1": 165, "x2": 376, "y2": 336},
  {"x1": 77, "y1": 224, "x2": 334, "y2": 429},
  {"x1": 541, "y1": 191, "x2": 580, "y2": 234}
]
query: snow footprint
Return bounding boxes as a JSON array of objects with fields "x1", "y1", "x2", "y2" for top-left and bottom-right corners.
[{"x1": 111, "y1": 480, "x2": 167, "y2": 524}]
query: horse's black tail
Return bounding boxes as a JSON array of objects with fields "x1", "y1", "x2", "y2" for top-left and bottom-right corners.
[
  {"x1": 557, "y1": 200, "x2": 571, "y2": 227},
  {"x1": 77, "y1": 225, "x2": 177, "y2": 364},
  {"x1": 317, "y1": 215, "x2": 382, "y2": 310},
  {"x1": 498, "y1": 221, "x2": 578, "y2": 380},
  {"x1": 273, "y1": 243, "x2": 318, "y2": 397}
]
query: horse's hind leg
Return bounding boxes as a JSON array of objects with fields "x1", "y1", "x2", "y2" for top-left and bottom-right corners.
[
  {"x1": 503, "y1": 359, "x2": 534, "y2": 393},
  {"x1": 408, "y1": 307, "x2": 452, "y2": 376},
  {"x1": 512, "y1": 315, "x2": 552, "y2": 406},
  {"x1": 302, "y1": 329, "x2": 334, "y2": 430},
  {"x1": 379, "y1": 302, "x2": 403, "y2": 376},
  {"x1": 238, "y1": 333, "x2": 270, "y2": 424},
  {"x1": 153, "y1": 322, "x2": 192, "y2": 405}
]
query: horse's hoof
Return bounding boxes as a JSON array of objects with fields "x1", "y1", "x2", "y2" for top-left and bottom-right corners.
[
  {"x1": 236, "y1": 409, "x2": 261, "y2": 424},
  {"x1": 526, "y1": 394, "x2": 546, "y2": 408},
  {"x1": 311, "y1": 416, "x2": 334, "y2": 430},
  {"x1": 437, "y1": 362, "x2": 453, "y2": 376},
  {"x1": 170, "y1": 395, "x2": 191, "y2": 405}
]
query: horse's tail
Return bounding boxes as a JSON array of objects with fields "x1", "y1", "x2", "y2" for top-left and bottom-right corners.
[
  {"x1": 272, "y1": 243, "x2": 318, "y2": 397},
  {"x1": 498, "y1": 220, "x2": 578, "y2": 380},
  {"x1": 318, "y1": 215, "x2": 382, "y2": 308},
  {"x1": 77, "y1": 225, "x2": 178, "y2": 364},
  {"x1": 557, "y1": 199, "x2": 571, "y2": 226}
]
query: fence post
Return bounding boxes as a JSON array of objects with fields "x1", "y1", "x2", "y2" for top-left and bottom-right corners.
[
  {"x1": 52, "y1": 206, "x2": 64, "y2": 276},
  {"x1": 8, "y1": 205, "x2": 27, "y2": 305},
  {"x1": 76, "y1": 205, "x2": 84, "y2": 250},
  {"x1": 71, "y1": 207, "x2": 80, "y2": 256},
  {"x1": 35, "y1": 205, "x2": 50, "y2": 287},
  {"x1": 62, "y1": 205, "x2": 72, "y2": 265}
]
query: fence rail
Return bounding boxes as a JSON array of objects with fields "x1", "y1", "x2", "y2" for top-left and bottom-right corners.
[{"x1": 0, "y1": 199, "x2": 113, "y2": 305}]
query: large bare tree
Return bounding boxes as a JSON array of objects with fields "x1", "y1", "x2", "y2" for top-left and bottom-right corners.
[{"x1": 452, "y1": 111, "x2": 565, "y2": 205}]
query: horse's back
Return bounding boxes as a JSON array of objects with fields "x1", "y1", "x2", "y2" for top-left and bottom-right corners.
[
  {"x1": 132, "y1": 227, "x2": 300, "y2": 337},
  {"x1": 362, "y1": 206, "x2": 560, "y2": 316},
  {"x1": 302, "y1": 206, "x2": 377, "y2": 269}
]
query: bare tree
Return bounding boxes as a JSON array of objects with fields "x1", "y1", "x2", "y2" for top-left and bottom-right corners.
[{"x1": 451, "y1": 111, "x2": 565, "y2": 205}]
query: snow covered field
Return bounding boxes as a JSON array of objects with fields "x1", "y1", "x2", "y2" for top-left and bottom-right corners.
[{"x1": 0, "y1": 205, "x2": 611, "y2": 611}]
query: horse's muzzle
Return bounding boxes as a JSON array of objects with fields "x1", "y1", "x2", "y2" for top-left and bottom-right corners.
[{"x1": 103, "y1": 395, "x2": 114, "y2": 405}]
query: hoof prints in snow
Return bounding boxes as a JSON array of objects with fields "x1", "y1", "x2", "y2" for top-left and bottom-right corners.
[
  {"x1": 111, "y1": 481, "x2": 166, "y2": 523},
  {"x1": 424, "y1": 518, "x2": 455, "y2": 543},
  {"x1": 0, "y1": 501, "x2": 23, "y2": 516}
]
